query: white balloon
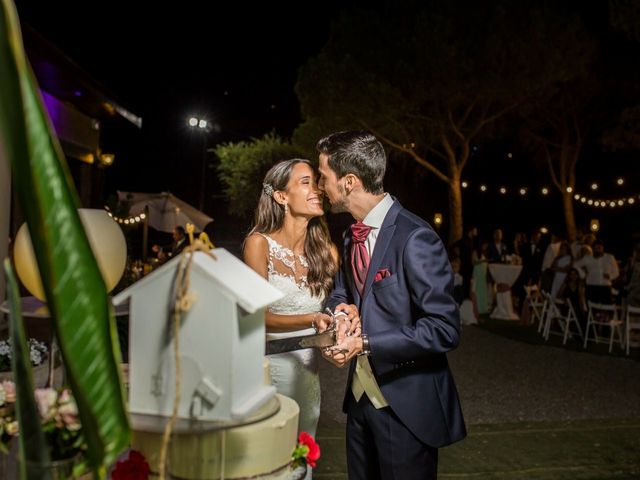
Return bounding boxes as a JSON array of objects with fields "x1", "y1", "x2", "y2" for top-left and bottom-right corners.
[{"x1": 13, "y1": 209, "x2": 127, "y2": 300}]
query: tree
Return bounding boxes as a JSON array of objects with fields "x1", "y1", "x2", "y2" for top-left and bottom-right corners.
[
  {"x1": 215, "y1": 132, "x2": 303, "y2": 217},
  {"x1": 525, "y1": 82, "x2": 597, "y2": 241},
  {"x1": 294, "y1": 1, "x2": 593, "y2": 244}
]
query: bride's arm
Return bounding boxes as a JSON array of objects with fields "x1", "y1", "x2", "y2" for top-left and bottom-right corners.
[{"x1": 243, "y1": 234, "x2": 331, "y2": 332}]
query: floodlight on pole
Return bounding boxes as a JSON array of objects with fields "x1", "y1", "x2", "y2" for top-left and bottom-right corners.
[{"x1": 188, "y1": 115, "x2": 215, "y2": 211}]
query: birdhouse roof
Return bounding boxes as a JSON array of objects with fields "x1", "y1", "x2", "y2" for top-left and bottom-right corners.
[{"x1": 112, "y1": 249, "x2": 283, "y2": 313}]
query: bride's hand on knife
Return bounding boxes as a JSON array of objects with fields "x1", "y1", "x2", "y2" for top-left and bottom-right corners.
[{"x1": 312, "y1": 312, "x2": 333, "y2": 333}]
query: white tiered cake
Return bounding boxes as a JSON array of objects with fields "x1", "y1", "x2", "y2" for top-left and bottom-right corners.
[{"x1": 131, "y1": 359, "x2": 305, "y2": 479}]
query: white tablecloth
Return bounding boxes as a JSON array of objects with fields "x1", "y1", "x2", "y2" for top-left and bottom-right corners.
[{"x1": 489, "y1": 264, "x2": 523, "y2": 320}]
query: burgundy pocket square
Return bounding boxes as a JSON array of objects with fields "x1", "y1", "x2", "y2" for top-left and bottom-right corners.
[{"x1": 374, "y1": 269, "x2": 391, "y2": 282}]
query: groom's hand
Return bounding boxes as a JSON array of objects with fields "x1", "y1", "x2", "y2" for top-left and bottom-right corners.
[
  {"x1": 321, "y1": 348, "x2": 348, "y2": 368},
  {"x1": 334, "y1": 303, "x2": 361, "y2": 340},
  {"x1": 329, "y1": 335, "x2": 363, "y2": 366}
]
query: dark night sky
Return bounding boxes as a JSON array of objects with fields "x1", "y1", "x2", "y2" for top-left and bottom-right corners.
[
  {"x1": 14, "y1": 0, "x2": 350, "y2": 207},
  {"x1": 12, "y1": 1, "x2": 640, "y2": 255}
]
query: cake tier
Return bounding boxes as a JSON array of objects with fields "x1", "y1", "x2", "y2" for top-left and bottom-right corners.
[{"x1": 133, "y1": 394, "x2": 300, "y2": 480}]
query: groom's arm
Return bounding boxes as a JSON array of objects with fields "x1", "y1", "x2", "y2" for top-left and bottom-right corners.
[{"x1": 370, "y1": 226, "x2": 461, "y2": 364}]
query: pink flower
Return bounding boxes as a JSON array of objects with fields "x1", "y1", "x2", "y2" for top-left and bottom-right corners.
[
  {"x1": 2, "y1": 381, "x2": 15, "y2": 403},
  {"x1": 56, "y1": 389, "x2": 81, "y2": 431},
  {"x1": 34, "y1": 388, "x2": 58, "y2": 421}
]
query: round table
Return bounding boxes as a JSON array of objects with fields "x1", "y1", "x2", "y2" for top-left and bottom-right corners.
[{"x1": 488, "y1": 264, "x2": 523, "y2": 320}]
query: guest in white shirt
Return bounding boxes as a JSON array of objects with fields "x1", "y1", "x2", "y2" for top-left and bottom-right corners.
[{"x1": 573, "y1": 240, "x2": 619, "y2": 304}]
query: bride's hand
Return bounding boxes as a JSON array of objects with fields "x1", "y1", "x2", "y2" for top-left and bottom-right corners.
[{"x1": 312, "y1": 313, "x2": 333, "y2": 333}]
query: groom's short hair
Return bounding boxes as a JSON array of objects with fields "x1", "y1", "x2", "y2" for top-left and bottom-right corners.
[{"x1": 316, "y1": 131, "x2": 386, "y2": 194}]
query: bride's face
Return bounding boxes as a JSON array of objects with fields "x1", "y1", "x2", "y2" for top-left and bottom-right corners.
[{"x1": 282, "y1": 163, "x2": 324, "y2": 218}]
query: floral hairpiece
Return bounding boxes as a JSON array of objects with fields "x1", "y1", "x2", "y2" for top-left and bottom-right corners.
[{"x1": 263, "y1": 183, "x2": 274, "y2": 197}]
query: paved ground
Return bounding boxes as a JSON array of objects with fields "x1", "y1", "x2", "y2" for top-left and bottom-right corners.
[
  {"x1": 319, "y1": 325, "x2": 640, "y2": 427},
  {"x1": 315, "y1": 325, "x2": 640, "y2": 479}
]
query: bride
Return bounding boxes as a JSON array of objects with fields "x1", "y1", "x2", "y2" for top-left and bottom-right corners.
[{"x1": 243, "y1": 159, "x2": 339, "y2": 455}]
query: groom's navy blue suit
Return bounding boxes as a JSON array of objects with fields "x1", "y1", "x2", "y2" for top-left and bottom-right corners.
[{"x1": 327, "y1": 199, "x2": 466, "y2": 479}]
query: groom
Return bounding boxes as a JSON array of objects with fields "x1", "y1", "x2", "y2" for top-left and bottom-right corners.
[{"x1": 318, "y1": 131, "x2": 466, "y2": 479}]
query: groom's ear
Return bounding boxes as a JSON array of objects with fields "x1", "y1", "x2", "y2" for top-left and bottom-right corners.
[{"x1": 344, "y1": 173, "x2": 360, "y2": 194}]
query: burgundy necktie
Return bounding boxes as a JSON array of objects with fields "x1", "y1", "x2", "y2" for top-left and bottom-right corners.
[{"x1": 351, "y1": 222, "x2": 373, "y2": 294}]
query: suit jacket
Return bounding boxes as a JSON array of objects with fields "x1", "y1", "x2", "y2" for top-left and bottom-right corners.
[
  {"x1": 327, "y1": 200, "x2": 466, "y2": 448},
  {"x1": 487, "y1": 242, "x2": 508, "y2": 263}
]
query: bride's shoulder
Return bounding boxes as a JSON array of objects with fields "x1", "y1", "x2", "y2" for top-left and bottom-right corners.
[{"x1": 244, "y1": 233, "x2": 270, "y2": 257}]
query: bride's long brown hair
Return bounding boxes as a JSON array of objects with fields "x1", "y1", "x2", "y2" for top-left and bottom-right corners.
[{"x1": 246, "y1": 159, "x2": 338, "y2": 298}]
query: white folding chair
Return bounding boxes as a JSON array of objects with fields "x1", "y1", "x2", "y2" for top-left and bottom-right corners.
[
  {"x1": 625, "y1": 305, "x2": 640, "y2": 355},
  {"x1": 583, "y1": 301, "x2": 624, "y2": 352},
  {"x1": 558, "y1": 299, "x2": 583, "y2": 345},
  {"x1": 524, "y1": 285, "x2": 546, "y2": 328},
  {"x1": 541, "y1": 293, "x2": 579, "y2": 343},
  {"x1": 541, "y1": 292, "x2": 562, "y2": 340}
]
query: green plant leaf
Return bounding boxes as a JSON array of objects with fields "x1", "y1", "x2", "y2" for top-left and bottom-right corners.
[
  {"x1": 0, "y1": 0, "x2": 130, "y2": 474},
  {"x1": 4, "y1": 259, "x2": 53, "y2": 480}
]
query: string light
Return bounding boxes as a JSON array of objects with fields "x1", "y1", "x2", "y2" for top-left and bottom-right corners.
[
  {"x1": 103, "y1": 207, "x2": 147, "y2": 225},
  {"x1": 458, "y1": 178, "x2": 638, "y2": 209}
]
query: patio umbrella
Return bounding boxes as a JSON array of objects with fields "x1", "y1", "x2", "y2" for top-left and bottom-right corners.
[{"x1": 118, "y1": 191, "x2": 213, "y2": 233}]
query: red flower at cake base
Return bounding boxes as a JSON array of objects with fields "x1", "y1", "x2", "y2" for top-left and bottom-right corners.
[
  {"x1": 112, "y1": 450, "x2": 150, "y2": 480},
  {"x1": 292, "y1": 431, "x2": 321, "y2": 468}
]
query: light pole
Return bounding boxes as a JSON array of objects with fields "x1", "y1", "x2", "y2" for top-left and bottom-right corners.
[{"x1": 188, "y1": 116, "x2": 211, "y2": 212}]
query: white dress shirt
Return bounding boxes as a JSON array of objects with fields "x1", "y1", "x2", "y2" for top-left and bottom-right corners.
[
  {"x1": 351, "y1": 193, "x2": 394, "y2": 409},
  {"x1": 573, "y1": 253, "x2": 619, "y2": 286},
  {"x1": 361, "y1": 193, "x2": 394, "y2": 257}
]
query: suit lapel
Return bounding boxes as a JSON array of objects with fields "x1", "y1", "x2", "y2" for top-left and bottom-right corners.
[{"x1": 361, "y1": 200, "x2": 401, "y2": 301}]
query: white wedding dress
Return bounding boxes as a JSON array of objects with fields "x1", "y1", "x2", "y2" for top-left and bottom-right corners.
[{"x1": 261, "y1": 234, "x2": 323, "y2": 471}]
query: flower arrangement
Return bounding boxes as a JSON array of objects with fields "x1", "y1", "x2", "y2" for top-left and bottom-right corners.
[
  {"x1": 291, "y1": 431, "x2": 321, "y2": 469},
  {"x1": 0, "y1": 382, "x2": 84, "y2": 461},
  {"x1": 0, "y1": 338, "x2": 48, "y2": 371}
]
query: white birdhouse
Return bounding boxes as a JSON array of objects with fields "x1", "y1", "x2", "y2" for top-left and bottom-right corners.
[{"x1": 113, "y1": 249, "x2": 283, "y2": 425}]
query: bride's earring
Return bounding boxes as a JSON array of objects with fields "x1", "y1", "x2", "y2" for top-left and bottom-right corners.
[{"x1": 284, "y1": 203, "x2": 289, "y2": 214}]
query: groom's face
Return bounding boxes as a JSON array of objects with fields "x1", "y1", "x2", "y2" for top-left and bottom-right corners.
[{"x1": 318, "y1": 153, "x2": 348, "y2": 213}]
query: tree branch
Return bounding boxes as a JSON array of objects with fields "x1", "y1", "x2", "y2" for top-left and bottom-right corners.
[
  {"x1": 544, "y1": 144, "x2": 563, "y2": 191},
  {"x1": 448, "y1": 108, "x2": 466, "y2": 143},
  {"x1": 361, "y1": 120, "x2": 451, "y2": 184},
  {"x1": 469, "y1": 100, "x2": 522, "y2": 140}
]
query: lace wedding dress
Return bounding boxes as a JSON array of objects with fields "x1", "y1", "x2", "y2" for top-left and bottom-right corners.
[{"x1": 261, "y1": 234, "x2": 324, "y2": 455}]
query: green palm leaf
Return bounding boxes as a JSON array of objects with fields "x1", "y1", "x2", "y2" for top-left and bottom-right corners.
[
  {"x1": 0, "y1": 0, "x2": 130, "y2": 474},
  {"x1": 4, "y1": 259, "x2": 53, "y2": 480}
]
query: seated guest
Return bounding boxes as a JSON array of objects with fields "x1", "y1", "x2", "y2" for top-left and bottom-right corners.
[
  {"x1": 558, "y1": 268, "x2": 587, "y2": 329},
  {"x1": 152, "y1": 226, "x2": 188, "y2": 261},
  {"x1": 550, "y1": 241, "x2": 573, "y2": 299},
  {"x1": 574, "y1": 240, "x2": 619, "y2": 304}
]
